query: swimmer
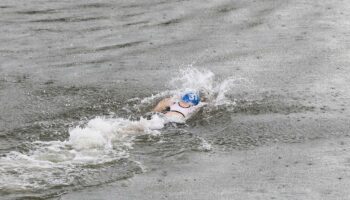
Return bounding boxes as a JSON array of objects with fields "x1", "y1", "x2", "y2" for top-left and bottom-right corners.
[{"x1": 152, "y1": 91, "x2": 205, "y2": 123}]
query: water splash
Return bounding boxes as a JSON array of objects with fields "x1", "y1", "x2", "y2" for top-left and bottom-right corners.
[
  {"x1": 213, "y1": 76, "x2": 251, "y2": 105},
  {"x1": 169, "y1": 67, "x2": 216, "y2": 96},
  {"x1": 1, "y1": 67, "x2": 243, "y2": 197},
  {"x1": 0, "y1": 116, "x2": 165, "y2": 196},
  {"x1": 137, "y1": 67, "x2": 252, "y2": 108}
]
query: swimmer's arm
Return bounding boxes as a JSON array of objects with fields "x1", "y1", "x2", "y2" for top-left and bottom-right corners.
[{"x1": 152, "y1": 98, "x2": 172, "y2": 112}]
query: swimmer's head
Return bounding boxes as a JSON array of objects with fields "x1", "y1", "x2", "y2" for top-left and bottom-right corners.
[{"x1": 181, "y1": 91, "x2": 200, "y2": 106}]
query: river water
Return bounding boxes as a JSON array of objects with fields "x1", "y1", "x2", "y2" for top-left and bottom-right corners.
[{"x1": 1, "y1": 0, "x2": 350, "y2": 199}]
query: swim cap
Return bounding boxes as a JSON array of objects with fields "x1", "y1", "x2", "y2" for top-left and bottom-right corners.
[{"x1": 181, "y1": 92, "x2": 200, "y2": 106}]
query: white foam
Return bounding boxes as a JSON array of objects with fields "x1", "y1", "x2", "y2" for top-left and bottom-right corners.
[
  {"x1": 198, "y1": 138, "x2": 212, "y2": 151},
  {"x1": 138, "y1": 67, "x2": 251, "y2": 107},
  {"x1": 214, "y1": 76, "x2": 251, "y2": 105},
  {"x1": 1, "y1": 67, "x2": 250, "y2": 192},
  {"x1": 0, "y1": 115, "x2": 167, "y2": 192},
  {"x1": 169, "y1": 67, "x2": 215, "y2": 97},
  {"x1": 140, "y1": 91, "x2": 174, "y2": 104},
  {"x1": 140, "y1": 115, "x2": 167, "y2": 130}
]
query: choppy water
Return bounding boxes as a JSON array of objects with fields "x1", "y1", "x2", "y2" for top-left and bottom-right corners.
[{"x1": 1, "y1": 0, "x2": 350, "y2": 199}]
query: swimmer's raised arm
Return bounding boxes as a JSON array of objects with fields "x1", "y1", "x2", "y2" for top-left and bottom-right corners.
[{"x1": 152, "y1": 98, "x2": 172, "y2": 112}]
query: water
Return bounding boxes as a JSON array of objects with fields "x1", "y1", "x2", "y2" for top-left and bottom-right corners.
[
  {"x1": 1, "y1": 0, "x2": 350, "y2": 199},
  {"x1": 0, "y1": 68, "x2": 244, "y2": 198},
  {"x1": 0, "y1": 67, "x2": 323, "y2": 199}
]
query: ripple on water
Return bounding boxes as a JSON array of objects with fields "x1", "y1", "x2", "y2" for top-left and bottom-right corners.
[{"x1": 0, "y1": 66, "x2": 321, "y2": 199}]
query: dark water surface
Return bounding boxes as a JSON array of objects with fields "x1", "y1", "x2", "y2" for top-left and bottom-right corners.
[{"x1": 1, "y1": 0, "x2": 350, "y2": 199}]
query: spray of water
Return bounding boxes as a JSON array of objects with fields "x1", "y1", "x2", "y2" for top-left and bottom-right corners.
[
  {"x1": 169, "y1": 67, "x2": 215, "y2": 95},
  {"x1": 0, "y1": 116, "x2": 163, "y2": 193},
  {"x1": 138, "y1": 67, "x2": 251, "y2": 107},
  {"x1": 0, "y1": 67, "x2": 249, "y2": 195}
]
